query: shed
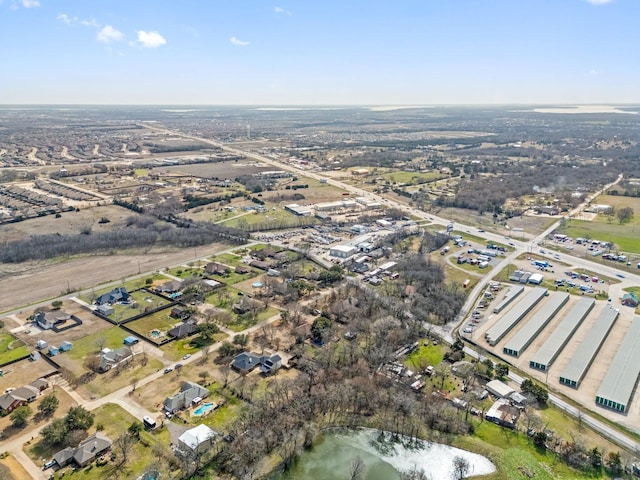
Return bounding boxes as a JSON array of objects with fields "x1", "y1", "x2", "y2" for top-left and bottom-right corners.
[
  {"x1": 29, "y1": 351, "x2": 41, "y2": 361},
  {"x1": 48, "y1": 346, "x2": 60, "y2": 356},
  {"x1": 96, "y1": 304, "x2": 114, "y2": 316},
  {"x1": 124, "y1": 336, "x2": 140, "y2": 346},
  {"x1": 528, "y1": 273, "x2": 544, "y2": 285},
  {"x1": 59, "y1": 341, "x2": 73, "y2": 352},
  {"x1": 485, "y1": 380, "x2": 515, "y2": 399},
  {"x1": 37, "y1": 340, "x2": 48, "y2": 350}
]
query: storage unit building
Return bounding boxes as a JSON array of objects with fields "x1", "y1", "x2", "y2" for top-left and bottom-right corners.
[
  {"x1": 485, "y1": 287, "x2": 547, "y2": 346},
  {"x1": 595, "y1": 316, "x2": 640, "y2": 413},
  {"x1": 529, "y1": 298, "x2": 595, "y2": 371},
  {"x1": 559, "y1": 306, "x2": 619, "y2": 388},
  {"x1": 493, "y1": 286, "x2": 524, "y2": 314},
  {"x1": 503, "y1": 292, "x2": 569, "y2": 357}
]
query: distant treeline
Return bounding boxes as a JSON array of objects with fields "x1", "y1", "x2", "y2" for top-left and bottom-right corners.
[{"x1": 0, "y1": 222, "x2": 248, "y2": 263}]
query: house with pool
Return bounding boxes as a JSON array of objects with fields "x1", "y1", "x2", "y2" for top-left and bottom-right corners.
[{"x1": 163, "y1": 381, "x2": 209, "y2": 414}]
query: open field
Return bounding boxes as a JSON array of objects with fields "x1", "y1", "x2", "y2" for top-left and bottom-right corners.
[
  {"x1": 560, "y1": 194, "x2": 640, "y2": 253},
  {"x1": 381, "y1": 170, "x2": 443, "y2": 185},
  {"x1": 0, "y1": 242, "x2": 231, "y2": 314},
  {"x1": 162, "y1": 160, "x2": 272, "y2": 179},
  {"x1": 0, "y1": 204, "x2": 137, "y2": 243}
]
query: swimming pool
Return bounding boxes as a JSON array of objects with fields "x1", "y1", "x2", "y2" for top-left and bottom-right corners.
[{"x1": 193, "y1": 402, "x2": 215, "y2": 416}]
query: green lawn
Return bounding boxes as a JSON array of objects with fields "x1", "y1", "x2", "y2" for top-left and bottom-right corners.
[
  {"x1": 160, "y1": 333, "x2": 227, "y2": 361},
  {"x1": 125, "y1": 310, "x2": 181, "y2": 339},
  {"x1": 221, "y1": 205, "x2": 300, "y2": 228},
  {"x1": 213, "y1": 252, "x2": 244, "y2": 267},
  {"x1": 0, "y1": 333, "x2": 29, "y2": 364},
  {"x1": 66, "y1": 326, "x2": 129, "y2": 360},
  {"x1": 405, "y1": 342, "x2": 445, "y2": 370},
  {"x1": 561, "y1": 195, "x2": 640, "y2": 254},
  {"x1": 84, "y1": 356, "x2": 164, "y2": 397},
  {"x1": 224, "y1": 306, "x2": 280, "y2": 332},
  {"x1": 382, "y1": 170, "x2": 443, "y2": 185}
]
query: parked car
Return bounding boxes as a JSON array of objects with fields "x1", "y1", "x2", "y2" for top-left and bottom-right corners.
[
  {"x1": 43, "y1": 460, "x2": 56, "y2": 470},
  {"x1": 183, "y1": 354, "x2": 191, "y2": 360},
  {"x1": 163, "y1": 367, "x2": 173, "y2": 374}
]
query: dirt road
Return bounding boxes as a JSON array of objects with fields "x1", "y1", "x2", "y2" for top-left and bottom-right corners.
[{"x1": 0, "y1": 243, "x2": 231, "y2": 313}]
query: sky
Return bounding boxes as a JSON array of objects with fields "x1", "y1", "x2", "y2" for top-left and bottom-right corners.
[{"x1": 0, "y1": 0, "x2": 638, "y2": 105}]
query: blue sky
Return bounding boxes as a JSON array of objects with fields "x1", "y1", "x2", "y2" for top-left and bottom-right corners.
[{"x1": 0, "y1": 0, "x2": 638, "y2": 105}]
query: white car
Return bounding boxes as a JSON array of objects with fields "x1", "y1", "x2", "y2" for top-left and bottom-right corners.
[
  {"x1": 463, "y1": 327, "x2": 473, "y2": 334},
  {"x1": 183, "y1": 354, "x2": 191, "y2": 360}
]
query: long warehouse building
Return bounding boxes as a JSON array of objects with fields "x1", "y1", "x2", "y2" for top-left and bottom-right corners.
[
  {"x1": 485, "y1": 287, "x2": 547, "y2": 346},
  {"x1": 559, "y1": 305, "x2": 619, "y2": 389},
  {"x1": 529, "y1": 297, "x2": 595, "y2": 371},
  {"x1": 503, "y1": 292, "x2": 570, "y2": 357},
  {"x1": 595, "y1": 316, "x2": 640, "y2": 413},
  {"x1": 493, "y1": 286, "x2": 524, "y2": 314}
]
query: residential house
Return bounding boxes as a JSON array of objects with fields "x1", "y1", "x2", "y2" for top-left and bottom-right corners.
[
  {"x1": 485, "y1": 398, "x2": 521, "y2": 429},
  {"x1": 156, "y1": 279, "x2": 183, "y2": 294},
  {"x1": 622, "y1": 292, "x2": 639, "y2": 308},
  {"x1": 205, "y1": 262, "x2": 231, "y2": 276},
  {"x1": 231, "y1": 352, "x2": 282, "y2": 375},
  {"x1": 249, "y1": 259, "x2": 271, "y2": 271},
  {"x1": 53, "y1": 432, "x2": 113, "y2": 468},
  {"x1": 235, "y1": 264, "x2": 251, "y2": 274},
  {"x1": 95, "y1": 287, "x2": 130, "y2": 305},
  {"x1": 167, "y1": 322, "x2": 199, "y2": 339},
  {"x1": 0, "y1": 384, "x2": 40, "y2": 413},
  {"x1": 232, "y1": 297, "x2": 264, "y2": 315},
  {"x1": 170, "y1": 306, "x2": 190, "y2": 319},
  {"x1": 34, "y1": 310, "x2": 71, "y2": 330},
  {"x1": 163, "y1": 381, "x2": 209, "y2": 414},
  {"x1": 98, "y1": 346, "x2": 133, "y2": 373},
  {"x1": 30, "y1": 378, "x2": 49, "y2": 392},
  {"x1": 178, "y1": 424, "x2": 217, "y2": 454}
]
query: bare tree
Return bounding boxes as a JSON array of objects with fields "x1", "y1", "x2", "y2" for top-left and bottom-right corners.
[
  {"x1": 349, "y1": 456, "x2": 366, "y2": 480},
  {"x1": 452, "y1": 455, "x2": 470, "y2": 480}
]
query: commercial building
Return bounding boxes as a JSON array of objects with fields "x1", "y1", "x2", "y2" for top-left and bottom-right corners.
[
  {"x1": 503, "y1": 292, "x2": 569, "y2": 357},
  {"x1": 595, "y1": 316, "x2": 640, "y2": 413},
  {"x1": 559, "y1": 306, "x2": 619, "y2": 388},
  {"x1": 330, "y1": 245, "x2": 357, "y2": 259},
  {"x1": 485, "y1": 287, "x2": 547, "y2": 346},
  {"x1": 529, "y1": 298, "x2": 595, "y2": 371},
  {"x1": 284, "y1": 203, "x2": 312, "y2": 216}
]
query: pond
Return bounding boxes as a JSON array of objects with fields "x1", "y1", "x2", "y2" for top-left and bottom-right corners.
[{"x1": 277, "y1": 429, "x2": 495, "y2": 480}]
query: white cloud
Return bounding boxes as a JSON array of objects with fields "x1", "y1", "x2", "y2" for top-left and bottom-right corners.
[
  {"x1": 274, "y1": 6, "x2": 292, "y2": 16},
  {"x1": 230, "y1": 36, "x2": 250, "y2": 47},
  {"x1": 21, "y1": 0, "x2": 39, "y2": 7},
  {"x1": 137, "y1": 30, "x2": 167, "y2": 48},
  {"x1": 585, "y1": 0, "x2": 613, "y2": 5},
  {"x1": 97, "y1": 25, "x2": 124, "y2": 44},
  {"x1": 57, "y1": 13, "x2": 75, "y2": 25},
  {"x1": 80, "y1": 18, "x2": 100, "y2": 28}
]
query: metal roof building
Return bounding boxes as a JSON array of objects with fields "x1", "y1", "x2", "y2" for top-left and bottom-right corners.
[
  {"x1": 485, "y1": 287, "x2": 547, "y2": 346},
  {"x1": 559, "y1": 305, "x2": 619, "y2": 389},
  {"x1": 493, "y1": 286, "x2": 524, "y2": 314},
  {"x1": 595, "y1": 316, "x2": 640, "y2": 413},
  {"x1": 503, "y1": 292, "x2": 569, "y2": 357},
  {"x1": 529, "y1": 297, "x2": 595, "y2": 371}
]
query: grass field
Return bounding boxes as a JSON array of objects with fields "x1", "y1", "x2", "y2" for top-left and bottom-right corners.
[
  {"x1": 125, "y1": 310, "x2": 181, "y2": 339},
  {"x1": 0, "y1": 333, "x2": 29, "y2": 364},
  {"x1": 560, "y1": 195, "x2": 640, "y2": 253},
  {"x1": 66, "y1": 326, "x2": 129, "y2": 361},
  {"x1": 382, "y1": 170, "x2": 443, "y2": 185}
]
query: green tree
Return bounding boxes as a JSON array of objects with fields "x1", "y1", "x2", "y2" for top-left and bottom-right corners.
[
  {"x1": 128, "y1": 421, "x2": 143, "y2": 438},
  {"x1": 218, "y1": 342, "x2": 236, "y2": 357},
  {"x1": 311, "y1": 315, "x2": 333, "y2": 344},
  {"x1": 198, "y1": 322, "x2": 220, "y2": 341},
  {"x1": 37, "y1": 393, "x2": 59, "y2": 416},
  {"x1": 66, "y1": 406, "x2": 94, "y2": 431},
  {"x1": 495, "y1": 364, "x2": 509, "y2": 379},
  {"x1": 51, "y1": 300, "x2": 63, "y2": 309},
  {"x1": 617, "y1": 206, "x2": 634, "y2": 224},
  {"x1": 605, "y1": 451, "x2": 622, "y2": 475},
  {"x1": 10, "y1": 405, "x2": 32, "y2": 428},
  {"x1": 42, "y1": 418, "x2": 69, "y2": 445}
]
